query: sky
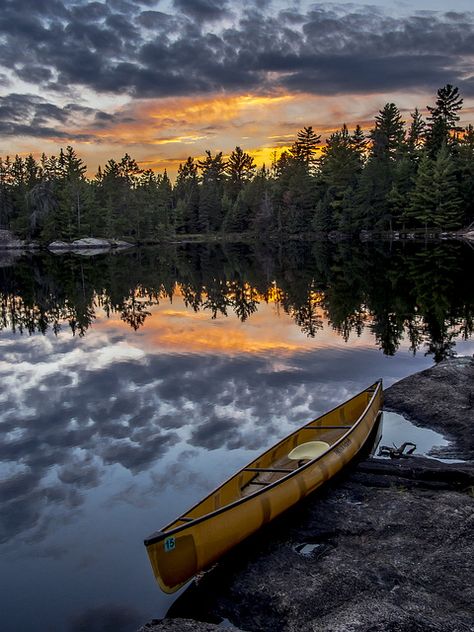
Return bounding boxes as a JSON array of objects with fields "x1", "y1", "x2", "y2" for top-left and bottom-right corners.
[{"x1": 0, "y1": 0, "x2": 473, "y2": 177}]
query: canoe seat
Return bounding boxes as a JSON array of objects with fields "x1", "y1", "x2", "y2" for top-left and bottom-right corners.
[{"x1": 288, "y1": 441, "x2": 330, "y2": 461}]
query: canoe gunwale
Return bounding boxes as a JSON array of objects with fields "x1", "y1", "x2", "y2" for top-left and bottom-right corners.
[{"x1": 144, "y1": 380, "x2": 382, "y2": 547}]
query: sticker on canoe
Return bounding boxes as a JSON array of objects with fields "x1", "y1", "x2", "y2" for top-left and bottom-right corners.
[
  {"x1": 164, "y1": 537, "x2": 176, "y2": 553},
  {"x1": 334, "y1": 438, "x2": 352, "y2": 455}
]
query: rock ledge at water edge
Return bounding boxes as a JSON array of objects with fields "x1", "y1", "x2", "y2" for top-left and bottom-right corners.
[
  {"x1": 48, "y1": 237, "x2": 134, "y2": 252},
  {"x1": 384, "y1": 355, "x2": 474, "y2": 460}
]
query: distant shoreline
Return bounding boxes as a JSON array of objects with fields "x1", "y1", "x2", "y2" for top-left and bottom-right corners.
[{"x1": 0, "y1": 227, "x2": 473, "y2": 252}]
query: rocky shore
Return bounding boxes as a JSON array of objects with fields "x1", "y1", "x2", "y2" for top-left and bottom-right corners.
[
  {"x1": 0, "y1": 230, "x2": 134, "y2": 255},
  {"x1": 141, "y1": 357, "x2": 474, "y2": 632},
  {"x1": 384, "y1": 356, "x2": 474, "y2": 461}
]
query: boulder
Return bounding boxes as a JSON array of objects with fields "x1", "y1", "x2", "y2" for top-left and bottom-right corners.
[{"x1": 384, "y1": 356, "x2": 474, "y2": 460}]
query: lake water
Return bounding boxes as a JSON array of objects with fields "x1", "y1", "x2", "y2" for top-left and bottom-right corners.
[{"x1": 1, "y1": 241, "x2": 473, "y2": 632}]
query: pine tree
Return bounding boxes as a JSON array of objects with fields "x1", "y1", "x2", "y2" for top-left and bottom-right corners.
[
  {"x1": 351, "y1": 125, "x2": 368, "y2": 165},
  {"x1": 370, "y1": 103, "x2": 405, "y2": 161},
  {"x1": 431, "y1": 146, "x2": 463, "y2": 229},
  {"x1": 290, "y1": 126, "x2": 321, "y2": 174},
  {"x1": 225, "y1": 146, "x2": 255, "y2": 200},
  {"x1": 407, "y1": 108, "x2": 426, "y2": 156},
  {"x1": 156, "y1": 170, "x2": 174, "y2": 231},
  {"x1": 408, "y1": 147, "x2": 462, "y2": 232},
  {"x1": 174, "y1": 157, "x2": 200, "y2": 233},
  {"x1": 426, "y1": 85, "x2": 463, "y2": 156},
  {"x1": 9, "y1": 156, "x2": 32, "y2": 236},
  {"x1": 319, "y1": 125, "x2": 363, "y2": 232},
  {"x1": 357, "y1": 104, "x2": 405, "y2": 229},
  {"x1": 273, "y1": 151, "x2": 316, "y2": 233},
  {"x1": 387, "y1": 154, "x2": 416, "y2": 231},
  {"x1": 197, "y1": 151, "x2": 227, "y2": 231},
  {"x1": 55, "y1": 146, "x2": 90, "y2": 238}
]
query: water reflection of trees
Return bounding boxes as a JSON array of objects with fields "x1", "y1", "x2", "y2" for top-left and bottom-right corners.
[{"x1": 1, "y1": 241, "x2": 473, "y2": 361}]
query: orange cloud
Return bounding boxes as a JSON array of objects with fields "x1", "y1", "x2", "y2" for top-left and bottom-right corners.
[
  {"x1": 88, "y1": 93, "x2": 295, "y2": 145},
  {"x1": 88, "y1": 91, "x2": 391, "y2": 176}
]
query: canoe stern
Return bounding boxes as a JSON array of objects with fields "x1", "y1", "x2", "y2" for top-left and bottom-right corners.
[{"x1": 146, "y1": 531, "x2": 198, "y2": 593}]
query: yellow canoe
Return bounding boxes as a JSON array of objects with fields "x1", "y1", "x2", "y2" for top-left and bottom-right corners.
[{"x1": 145, "y1": 380, "x2": 383, "y2": 593}]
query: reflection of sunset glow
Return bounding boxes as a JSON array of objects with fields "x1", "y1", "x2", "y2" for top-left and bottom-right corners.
[
  {"x1": 310, "y1": 291, "x2": 325, "y2": 304},
  {"x1": 259, "y1": 283, "x2": 286, "y2": 304},
  {"x1": 94, "y1": 289, "x2": 376, "y2": 356},
  {"x1": 155, "y1": 319, "x2": 302, "y2": 354}
]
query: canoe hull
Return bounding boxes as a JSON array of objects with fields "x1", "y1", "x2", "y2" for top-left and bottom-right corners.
[{"x1": 145, "y1": 382, "x2": 383, "y2": 593}]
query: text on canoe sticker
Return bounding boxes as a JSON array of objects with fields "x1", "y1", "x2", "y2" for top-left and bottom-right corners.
[{"x1": 164, "y1": 536, "x2": 176, "y2": 552}]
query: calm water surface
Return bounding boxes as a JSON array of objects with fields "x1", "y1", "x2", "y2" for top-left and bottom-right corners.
[{"x1": 1, "y1": 241, "x2": 473, "y2": 632}]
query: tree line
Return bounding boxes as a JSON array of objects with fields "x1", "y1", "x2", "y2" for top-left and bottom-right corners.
[
  {"x1": 1, "y1": 241, "x2": 473, "y2": 361},
  {"x1": 0, "y1": 84, "x2": 473, "y2": 242}
]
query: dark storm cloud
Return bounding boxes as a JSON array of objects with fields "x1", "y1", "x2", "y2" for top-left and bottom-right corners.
[
  {"x1": 280, "y1": 53, "x2": 455, "y2": 96},
  {"x1": 15, "y1": 65, "x2": 54, "y2": 84},
  {"x1": 1, "y1": 1, "x2": 473, "y2": 104},
  {"x1": 0, "y1": 93, "x2": 128, "y2": 140}
]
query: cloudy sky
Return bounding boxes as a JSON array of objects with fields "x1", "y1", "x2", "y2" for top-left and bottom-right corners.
[{"x1": 1, "y1": 0, "x2": 473, "y2": 176}]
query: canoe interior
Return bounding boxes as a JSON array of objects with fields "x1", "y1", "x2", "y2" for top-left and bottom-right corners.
[{"x1": 145, "y1": 382, "x2": 383, "y2": 593}]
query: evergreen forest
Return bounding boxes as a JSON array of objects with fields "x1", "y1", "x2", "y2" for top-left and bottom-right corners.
[{"x1": 1, "y1": 84, "x2": 473, "y2": 242}]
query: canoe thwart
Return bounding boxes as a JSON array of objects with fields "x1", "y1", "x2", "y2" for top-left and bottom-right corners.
[
  {"x1": 243, "y1": 467, "x2": 294, "y2": 473},
  {"x1": 288, "y1": 441, "x2": 330, "y2": 461},
  {"x1": 303, "y1": 425, "x2": 352, "y2": 430}
]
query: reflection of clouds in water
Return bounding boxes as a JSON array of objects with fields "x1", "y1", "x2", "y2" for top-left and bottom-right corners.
[
  {"x1": 191, "y1": 414, "x2": 243, "y2": 450},
  {"x1": 0, "y1": 328, "x2": 409, "y2": 545},
  {"x1": 57, "y1": 453, "x2": 101, "y2": 488},
  {"x1": 105, "y1": 456, "x2": 212, "y2": 510},
  {"x1": 0, "y1": 334, "x2": 176, "y2": 544},
  {"x1": 1, "y1": 475, "x2": 83, "y2": 547}
]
